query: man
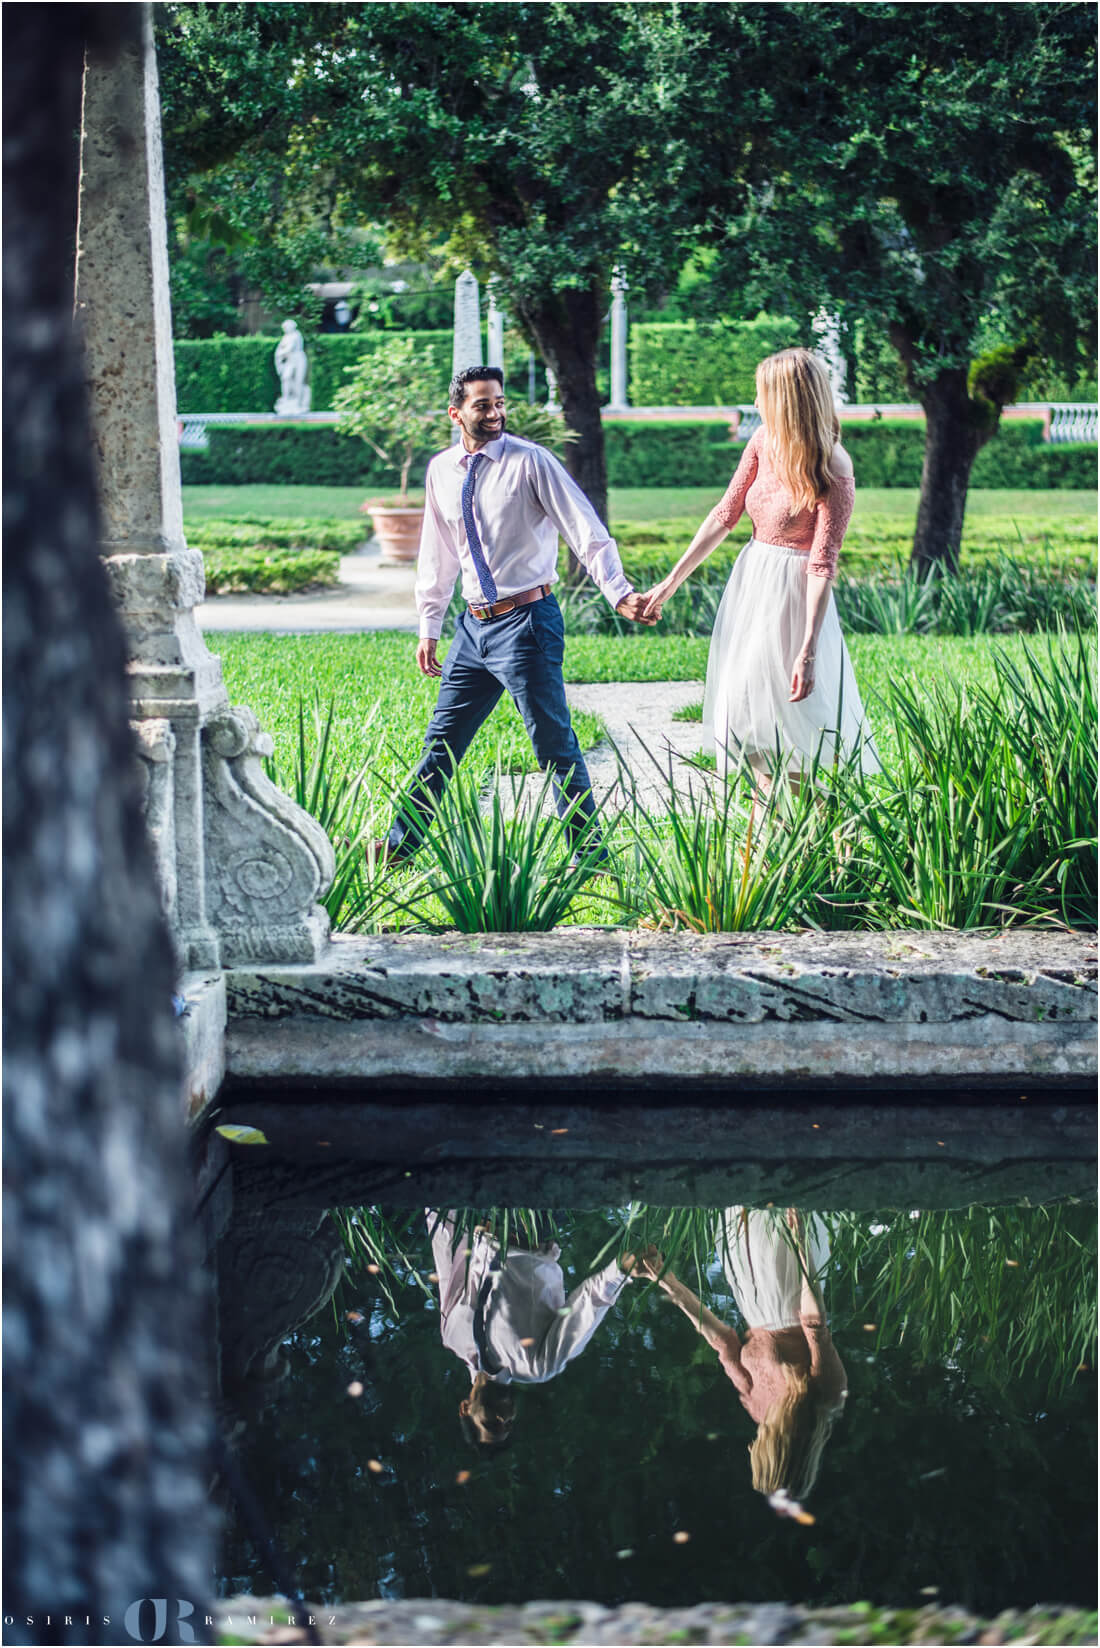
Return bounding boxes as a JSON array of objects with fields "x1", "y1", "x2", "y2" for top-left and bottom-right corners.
[
  {"x1": 427, "y1": 1211, "x2": 638, "y2": 1453},
  {"x1": 382, "y1": 365, "x2": 655, "y2": 863}
]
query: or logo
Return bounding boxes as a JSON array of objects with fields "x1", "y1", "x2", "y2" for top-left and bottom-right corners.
[{"x1": 123, "y1": 1599, "x2": 196, "y2": 1643}]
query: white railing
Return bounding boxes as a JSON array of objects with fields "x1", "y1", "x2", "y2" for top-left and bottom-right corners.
[
  {"x1": 177, "y1": 403, "x2": 1096, "y2": 449},
  {"x1": 1047, "y1": 403, "x2": 1098, "y2": 444}
]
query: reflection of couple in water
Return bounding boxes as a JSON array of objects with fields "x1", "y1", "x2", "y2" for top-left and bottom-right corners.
[
  {"x1": 636, "y1": 1208, "x2": 847, "y2": 1520},
  {"x1": 428, "y1": 1206, "x2": 846, "y2": 1517},
  {"x1": 427, "y1": 1211, "x2": 633, "y2": 1453}
]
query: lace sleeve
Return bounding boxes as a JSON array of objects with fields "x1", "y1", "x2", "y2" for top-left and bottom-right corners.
[
  {"x1": 711, "y1": 428, "x2": 761, "y2": 531},
  {"x1": 806, "y1": 473, "x2": 854, "y2": 580}
]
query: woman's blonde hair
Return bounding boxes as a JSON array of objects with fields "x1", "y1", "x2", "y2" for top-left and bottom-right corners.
[
  {"x1": 755, "y1": 347, "x2": 842, "y2": 514},
  {"x1": 749, "y1": 1362, "x2": 841, "y2": 1500}
]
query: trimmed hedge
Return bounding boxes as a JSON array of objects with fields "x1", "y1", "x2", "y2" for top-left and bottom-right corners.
[
  {"x1": 180, "y1": 423, "x2": 437, "y2": 488},
  {"x1": 604, "y1": 421, "x2": 741, "y2": 487},
  {"x1": 180, "y1": 416, "x2": 1097, "y2": 490},
  {"x1": 175, "y1": 330, "x2": 452, "y2": 413},
  {"x1": 202, "y1": 546, "x2": 340, "y2": 595},
  {"x1": 628, "y1": 316, "x2": 803, "y2": 405}
]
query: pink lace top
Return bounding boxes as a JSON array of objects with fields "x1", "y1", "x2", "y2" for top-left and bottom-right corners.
[{"x1": 711, "y1": 427, "x2": 854, "y2": 580}]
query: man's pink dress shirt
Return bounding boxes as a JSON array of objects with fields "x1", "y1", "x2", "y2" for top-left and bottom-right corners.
[{"x1": 415, "y1": 432, "x2": 633, "y2": 640}]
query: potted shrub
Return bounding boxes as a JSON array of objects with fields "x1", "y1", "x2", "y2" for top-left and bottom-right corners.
[{"x1": 333, "y1": 335, "x2": 449, "y2": 563}]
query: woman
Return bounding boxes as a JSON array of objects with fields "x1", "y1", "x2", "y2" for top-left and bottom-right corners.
[
  {"x1": 643, "y1": 348, "x2": 879, "y2": 784},
  {"x1": 638, "y1": 1208, "x2": 847, "y2": 1518}
]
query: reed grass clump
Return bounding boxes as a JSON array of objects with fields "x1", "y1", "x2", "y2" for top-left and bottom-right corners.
[{"x1": 273, "y1": 625, "x2": 1095, "y2": 935}]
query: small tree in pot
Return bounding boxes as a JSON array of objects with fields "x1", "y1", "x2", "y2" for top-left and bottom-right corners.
[{"x1": 333, "y1": 335, "x2": 449, "y2": 562}]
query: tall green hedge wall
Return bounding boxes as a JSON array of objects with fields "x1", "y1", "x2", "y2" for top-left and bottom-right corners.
[
  {"x1": 176, "y1": 317, "x2": 808, "y2": 412},
  {"x1": 174, "y1": 330, "x2": 452, "y2": 413},
  {"x1": 627, "y1": 317, "x2": 804, "y2": 405},
  {"x1": 180, "y1": 416, "x2": 1096, "y2": 490}
]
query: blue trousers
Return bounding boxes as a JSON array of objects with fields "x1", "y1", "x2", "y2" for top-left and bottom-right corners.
[{"x1": 389, "y1": 596, "x2": 600, "y2": 857}]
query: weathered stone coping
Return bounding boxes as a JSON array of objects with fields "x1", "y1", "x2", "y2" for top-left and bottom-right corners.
[
  {"x1": 212, "y1": 1595, "x2": 1099, "y2": 1645},
  {"x1": 224, "y1": 930, "x2": 1097, "y2": 1090}
]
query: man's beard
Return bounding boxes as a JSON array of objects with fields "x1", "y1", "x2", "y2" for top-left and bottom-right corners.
[{"x1": 468, "y1": 411, "x2": 506, "y2": 441}]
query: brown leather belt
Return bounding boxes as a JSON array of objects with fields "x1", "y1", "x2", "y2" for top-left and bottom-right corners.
[{"x1": 467, "y1": 583, "x2": 552, "y2": 621}]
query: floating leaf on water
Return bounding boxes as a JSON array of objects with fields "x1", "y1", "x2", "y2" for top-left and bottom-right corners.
[
  {"x1": 215, "y1": 1124, "x2": 269, "y2": 1146},
  {"x1": 467, "y1": 1563, "x2": 492, "y2": 1578},
  {"x1": 346, "y1": 1381, "x2": 364, "y2": 1399},
  {"x1": 672, "y1": 1530, "x2": 691, "y2": 1544},
  {"x1": 455, "y1": 1470, "x2": 471, "y2": 1486},
  {"x1": 366, "y1": 1459, "x2": 385, "y2": 1474}
]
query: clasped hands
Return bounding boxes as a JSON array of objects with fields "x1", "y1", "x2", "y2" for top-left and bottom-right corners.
[{"x1": 619, "y1": 1244, "x2": 665, "y2": 1280}]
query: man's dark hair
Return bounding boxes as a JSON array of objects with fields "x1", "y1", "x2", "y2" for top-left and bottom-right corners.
[
  {"x1": 459, "y1": 1412, "x2": 514, "y2": 1455},
  {"x1": 449, "y1": 365, "x2": 504, "y2": 409}
]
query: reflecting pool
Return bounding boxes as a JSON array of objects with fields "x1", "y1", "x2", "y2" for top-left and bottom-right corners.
[{"x1": 212, "y1": 1200, "x2": 1096, "y2": 1614}]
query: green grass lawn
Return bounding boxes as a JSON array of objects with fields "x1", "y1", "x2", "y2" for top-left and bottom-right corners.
[
  {"x1": 183, "y1": 481, "x2": 1097, "y2": 526},
  {"x1": 184, "y1": 483, "x2": 1096, "y2": 585},
  {"x1": 213, "y1": 628, "x2": 1069, "y2": 782},
  {"x1": 216, "y1": 626, "x2": 1094, "y2": 935}
]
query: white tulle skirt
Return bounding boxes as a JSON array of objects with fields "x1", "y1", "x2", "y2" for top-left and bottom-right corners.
[
  {"x1": 702, "y1": 538, "x2": 880, "y2": 780},
  {"x1": 721, "y1": 1207, "x2": 831, "y2": 1330}
]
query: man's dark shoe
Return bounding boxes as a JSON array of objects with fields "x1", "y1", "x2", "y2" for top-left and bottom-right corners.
[{"x1": 368, "y1": 838, "x2": 414, "y2": 869}]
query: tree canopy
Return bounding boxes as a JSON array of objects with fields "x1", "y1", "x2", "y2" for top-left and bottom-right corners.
[
  {"x1": 686, "y1": 2, "x2": 1097, "y2": 566},
  {"x1": 158, "y1": 1, "x2": 705, "y2": 525},
  {"x1": 158, "y1": 3, "x2": 1096, "y2": 561}
]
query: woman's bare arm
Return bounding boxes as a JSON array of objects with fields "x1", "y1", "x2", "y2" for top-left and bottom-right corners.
[{"x1": 656, "y1": 1267, "x2": 741, "y2": 1357}]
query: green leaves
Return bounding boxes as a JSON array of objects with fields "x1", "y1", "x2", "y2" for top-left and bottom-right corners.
[{"x1": 332, "y1": 335, "x2": 450, "y2": 501}]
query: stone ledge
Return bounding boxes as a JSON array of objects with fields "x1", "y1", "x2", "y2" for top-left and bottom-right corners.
[
  {"x1": 227, "y1": 930, "x2": 1097, "y2": 1025},
  {"x1": 224, "y1": 931, "x2": 1097, "y2": 1089},
  {"x1": 214, "y1": 1596, "x2": 1098, "y2": 1645}
]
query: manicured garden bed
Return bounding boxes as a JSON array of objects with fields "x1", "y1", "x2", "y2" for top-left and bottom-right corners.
[{"x1": 215, "y1": 627, "x2": 1097, "y2": 937}]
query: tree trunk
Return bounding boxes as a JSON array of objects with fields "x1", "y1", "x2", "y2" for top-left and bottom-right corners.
[
  {"x1": 3, "y1": 7, "x2": 215, "y2": 1640},
  {"x1": 513, "y1": 282, "x2": 609, "y2": 585},
  {"x1": 911, "y1": 368, "x2": 988, "y2": 576}
]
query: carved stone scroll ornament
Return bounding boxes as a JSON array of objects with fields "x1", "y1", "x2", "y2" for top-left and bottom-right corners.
[{"x1": 202, "y1": 708, "x2": 335, "y2": 966}]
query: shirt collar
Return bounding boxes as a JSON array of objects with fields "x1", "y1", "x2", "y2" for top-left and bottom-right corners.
[{"x1": 453, "y1": 434, "x2": 507, "y2": 467}]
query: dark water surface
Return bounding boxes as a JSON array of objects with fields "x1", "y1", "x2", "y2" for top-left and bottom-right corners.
[{"x1": 212, "y1": 1200, "x2": 1097, "y2": 1615}]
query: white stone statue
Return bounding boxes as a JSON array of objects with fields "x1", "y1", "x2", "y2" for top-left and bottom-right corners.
[
  {"x1": 811, "y1": 310, "x2": 847, "y2": 406},
  {"x1": 274, "y1": 320, "x2": 311, "y2": 415}
]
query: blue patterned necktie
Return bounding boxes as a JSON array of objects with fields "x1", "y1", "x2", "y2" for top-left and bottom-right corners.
[{"x1": 461, "y1": 452, "x2": 498, "y2": 604}]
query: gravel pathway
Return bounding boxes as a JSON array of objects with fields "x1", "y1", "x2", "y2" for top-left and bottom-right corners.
[
  {"x1": 498, "y1": 680, "x2": 711, "y2": 819},
  {"x1": 564, "y1": 680, "x2": 708, "y2": 809}
]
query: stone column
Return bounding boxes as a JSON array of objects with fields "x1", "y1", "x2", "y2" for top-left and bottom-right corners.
[
  {"x1": 451, "y1": 269, "x2": 482, "y2": 375},
  {"x1": 76, "y1": 6, "x2": 333, "y2": 970},
  {"x1": 609, "y1": 269, "x2": 629, "y2": 411}
]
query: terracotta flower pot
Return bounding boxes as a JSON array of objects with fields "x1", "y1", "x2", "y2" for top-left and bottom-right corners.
[{"x1": 366, "y1": 505, "x2": 424, "y2": 565}]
